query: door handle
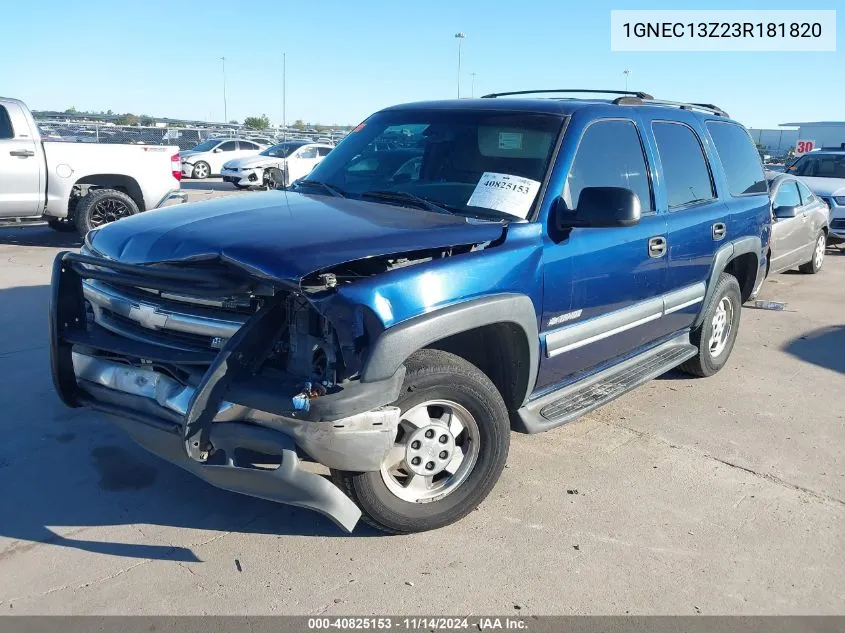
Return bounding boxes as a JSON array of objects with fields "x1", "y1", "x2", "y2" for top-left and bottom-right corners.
[
  {"x1": 648, "y1": 236, "x2": 667, "y2": 258},
  {"x1": 9, "y1": 149, "x2": 35, "y2": 157},
  {"x1": 712, "y1": 222, "x2": 727, "y2": 241}
]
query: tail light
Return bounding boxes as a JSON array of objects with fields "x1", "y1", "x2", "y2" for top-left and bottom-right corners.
[{"x1": 171, "y1": 153, "x2": 182, "y2": 181}]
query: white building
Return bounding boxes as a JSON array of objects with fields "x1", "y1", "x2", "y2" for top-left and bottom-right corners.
[
  {"x1": 748, "y1": 128, "x2": 798, "y2": 156},
  {"x1": 779, "y1": 122, "x2": 845, "y2": 152}
]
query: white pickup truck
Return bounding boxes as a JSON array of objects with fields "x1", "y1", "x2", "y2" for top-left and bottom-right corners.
[{"x1": 0, "y1": 97, "x2": 186, "y2": 235}]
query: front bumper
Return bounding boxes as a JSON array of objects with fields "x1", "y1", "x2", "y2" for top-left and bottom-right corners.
[
  {"x1": 829, "y1": 209, "x2": 845, "y2": 241},
  {"x1": 49, "y1": 251, "x2": 403, "y2": 532},
  {"x1": 181, "y1": 162, "x2": 195, "y2": 178},
  {"x1": 221, "y1": 168, "x2": 263, "y2": 187}
]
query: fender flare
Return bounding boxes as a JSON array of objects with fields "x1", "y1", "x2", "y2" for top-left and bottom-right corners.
[
  {"x1": 360, "y1": 294, "x2": 540, "y2": 406},
  {"x1": 694, "y1": 235, "x2": 761, "y2": 327}
]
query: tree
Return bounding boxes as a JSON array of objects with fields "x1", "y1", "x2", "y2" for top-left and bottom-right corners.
[
  {"x1": 106, "y1": 109, "x2": 114, "y2": 116},
  {"x1": 229, "y1": 119, "x2": 238, "y2": 125},
  {"x1": 244, "y1": 114, "x2": 270, "y2": 130},
  {"x1": 64, "y1": 106, "x2": 78, "y2": 114},
  {"x1": 292, "y1": 119, "x2": 306, "y2": 131},
  {"x1": 139, "y1": 116, "x2": 154, "y2": 126},
  {"x1": 115, "y1": 113, "x2": 139, "y2": 126}
]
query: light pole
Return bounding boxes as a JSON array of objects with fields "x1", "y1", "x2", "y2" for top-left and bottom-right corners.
[
  {"x1": 282, "y1": 52, "x2": 286, "y2": 140},
  {"x1": 623, "y1": 68, "x2": 631, "y2": 92},
  {"x1": 470, "y1": 72, "x2": 476, "y2": 98},
  {"x1": 454, "y1": 32, "x2": 466, "y2": 98},
  {"x1": 220, "y1": 56, "x2": 228, "y2": 122}
]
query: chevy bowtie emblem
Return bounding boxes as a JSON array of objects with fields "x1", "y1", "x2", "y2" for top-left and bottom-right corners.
[{"x1": 128, "y1": 303, "x2": 169, "y2": 329}]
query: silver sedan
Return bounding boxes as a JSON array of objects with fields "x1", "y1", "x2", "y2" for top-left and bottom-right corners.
[{"x1": 766, "y1": 173, "x2": 830, "y2": 275}]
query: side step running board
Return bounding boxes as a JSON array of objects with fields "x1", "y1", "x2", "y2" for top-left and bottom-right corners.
[{"x1": 516, "y1": 335, "x2": 696, "y2": 434}]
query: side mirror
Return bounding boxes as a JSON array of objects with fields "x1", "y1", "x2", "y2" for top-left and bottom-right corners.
[
  {"x1": 555, "y1": 187, "x2": 641, "y2": 230},
  {"x1": 773, "y1": 204, "x2": 798, "y2": 219},
  {"x1": 213, "y1": 147, "x2": 222, "y2": 153}
]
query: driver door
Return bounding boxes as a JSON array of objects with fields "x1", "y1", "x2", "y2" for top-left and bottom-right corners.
[{"x1": 770, "y1": 179, "x2": 806, "y2": 272}]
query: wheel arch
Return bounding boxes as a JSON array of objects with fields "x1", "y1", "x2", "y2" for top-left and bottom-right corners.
[
  {"x1": 360, "y1": 294, "x2": 539, "y2": 410},
  {"x1": 695, "y1": 237, "x2": 761, "y2": 327},
  {"x1": 73, "y1": 174, "x2": 145, "y2": 211}
]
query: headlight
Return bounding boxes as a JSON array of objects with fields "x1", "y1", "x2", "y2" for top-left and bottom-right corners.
[{"x1": 833, "y1": 196, "x2": 845, "y2": 206}]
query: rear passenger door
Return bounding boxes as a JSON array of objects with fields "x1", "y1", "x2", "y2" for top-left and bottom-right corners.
[
  {"x1": 0, "y1": 103, "x2": 43, "y2": 218},
  {"x1": 652, "y1": 120, "x2": 725, "y2": 332}
]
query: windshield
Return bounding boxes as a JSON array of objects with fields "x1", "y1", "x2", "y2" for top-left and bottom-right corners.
[
  {"x1": 295, "y1": 110, "x2": 565, "y2": 220},
  {"x1": 189, "y1": 139, "x2": 222, "y2": 152},
  {"x1": 261, "y1": 142, "x2": 303, "y2": 158},
  {"x1": 788, "y1": 153, "x2": 845, "y2": 179}
]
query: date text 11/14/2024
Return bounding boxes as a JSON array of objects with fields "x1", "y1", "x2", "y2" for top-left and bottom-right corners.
[{"x1": 307, "y1": 617, "x2": 528, "y2": 630}]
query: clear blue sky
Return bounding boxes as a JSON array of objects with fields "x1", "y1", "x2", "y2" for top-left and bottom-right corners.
[{"x1": 1, "y1": 0, "x2": 841, "y2": 128}]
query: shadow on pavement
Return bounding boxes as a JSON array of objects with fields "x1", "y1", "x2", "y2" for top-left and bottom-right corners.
[
  {"x1": 0, "y1": 225, "x2": 82, "y2": 249},
  {"x1": 782, "y1": 325, "x2": 845, "y2": 374},
  {"x1": 0, "y1": 284, "x2": 379, "y2": 566}
]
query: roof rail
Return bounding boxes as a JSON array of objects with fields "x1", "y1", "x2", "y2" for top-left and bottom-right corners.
[
  {"x1": 480, "y1": 89, "x2": 654, "y2": 100},
  {"x1": 612, "y1": 96, "x2": 730, "y2": 118}
]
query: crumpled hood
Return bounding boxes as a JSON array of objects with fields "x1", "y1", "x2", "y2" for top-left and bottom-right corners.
[
  {"x1": 797, "y1": 176, "x2": 845, "y2": 197},
  {"x1": 88, "y1": 191, "x2": 505, "y2": 286},
  {"x1": 179, "y1": 150, "x2": 200, "y2": 161},
  {"x1": 224, "y1": 154, "x2": 282, "y2": 169}
]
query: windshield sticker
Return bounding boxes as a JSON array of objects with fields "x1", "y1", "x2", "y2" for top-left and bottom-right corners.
[
  {"x1": 467, "y1": 172, "x2": 541, "y2": 219},
  {"x1": 498, "y1": 132, "x2": 523, "y2": 151}
]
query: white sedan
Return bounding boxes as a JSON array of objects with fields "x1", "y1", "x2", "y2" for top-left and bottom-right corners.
[
  {"x1": 220, "y1": 141, "x2": 333, "y2": 189},
  {"x1": 180, "y1": 138, "x2": 266, "y2": 179}
]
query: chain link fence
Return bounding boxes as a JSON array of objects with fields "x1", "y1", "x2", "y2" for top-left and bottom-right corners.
[{"x1": 33, "y1": 119, "x2": 347, "y2": 150}]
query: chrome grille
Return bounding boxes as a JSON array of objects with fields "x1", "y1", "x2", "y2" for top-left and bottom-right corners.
[{"x1": 83, "y1": 280, "x2": 250, "y2": 353}]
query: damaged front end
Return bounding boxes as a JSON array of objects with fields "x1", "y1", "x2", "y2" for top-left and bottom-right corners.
[{"x1": 49, "y1": 251, "x2": 408, "y2": 532}]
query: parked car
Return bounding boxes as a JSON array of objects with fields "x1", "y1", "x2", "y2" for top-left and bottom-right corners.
[
  {"x1": 50, "y1": 90, "x2": 770, "y2": 534},
  {"x1": 220, "y1": 141, "x2": 332, "y2": 189},
  {"x1": 246, "y1": 135, "x2": 277, "y2": 147},
  {"x1": 0, "y1": 97, "x2": 185, "y2": 235},
  {"x1": 180, "y1": 138, "x2": 266, "y2": 179},
  {"x1": 785, "y1": 150, "x2": 845, "y2": 245},
  {"x1": 766, "y1": 173, "x2": 830, "y2": 274}
]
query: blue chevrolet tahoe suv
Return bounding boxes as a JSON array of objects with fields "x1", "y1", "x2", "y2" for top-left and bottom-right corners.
[{"x1": 50, "y1": 90, "x2": 771, "y2": 533}]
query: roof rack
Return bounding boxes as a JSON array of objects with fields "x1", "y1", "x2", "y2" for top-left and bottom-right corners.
[
  {"x1": 480, "y1": 88, "x2": 729, "y2": 117},
  {"x1": 612, "y1": 96, "x2": 729, "y2": 117},
  {"x1": 480, "y1": 89, "x2": 654, "y2": 100}
]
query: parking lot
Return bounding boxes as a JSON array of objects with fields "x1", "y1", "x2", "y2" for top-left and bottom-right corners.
[{"x1": 0, "y1": 184, "x2": 842, "y2": 615}]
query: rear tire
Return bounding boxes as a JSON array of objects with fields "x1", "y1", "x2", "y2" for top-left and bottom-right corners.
[
  {"x1": 331, "y1": 349, "x2": 510, "y2": 534},
  {"x1": 798, "y1": 232, "x2": 826, "y2": 274},
  {"x1": 679, "y1": 272, "x2": 742, "y2": 378},
  {"x1": 74, "y1": 188, "x2": 139, "y2": 236},
  {"x1": 191, "y1": 161, "x2": 210, "y2": 179}
]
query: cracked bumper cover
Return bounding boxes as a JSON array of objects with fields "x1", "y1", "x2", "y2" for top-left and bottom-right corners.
[{"x1": 49, "y1": 251, "x2": 403, "y2": 532}]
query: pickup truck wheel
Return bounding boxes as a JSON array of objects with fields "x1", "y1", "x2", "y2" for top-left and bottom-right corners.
[
  {"x1": 678, "y1": 272, "x2": 742, "y2": 378},
  {"x1": 46, "y1": 218, "x2": 77, "y2": 232},
  {"x1": 74, "y1": 189, "x2": 139, "y2": 235},
  {"x1": 331, "y1": 349, "x2": 510, "y2": 534},
  {"x1": 798, "y1": 232, "x2": 826, "y2": 274},
  {"x1": 191, "y1": 161, "x2": 210, "y2": 179}
]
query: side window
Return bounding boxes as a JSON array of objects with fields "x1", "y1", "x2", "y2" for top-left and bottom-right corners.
[
  {"x1": 0, "y1": 106, "x2": 14, "y2": 139},
  {"x1": 218, "y1": 141, "x2": 237, "y2": 151},
  {"x1": 705, "y1": 121, "x2": 767, "y2": 196},
  {"x1": 298, "y1": 147, "x2": 318, "y2": 159},
  {"x1": 652, "y1": 122, "x2": 715, "y2": 208},
  {"x1": 239, "y1": 141, "x2": 258, "y2": 150},
  {"x1": 795, "y1": 181, "x2": 817, "y2": 205},
  {"x1": 317, "y1": 146, "x2": 332, "y2": 157},
  {"x1": 773, "y1": 181, "x2": 801, "y2": 209},
  {"x1": 564, "y1": 119, "x2": 652, "y2": 213}
]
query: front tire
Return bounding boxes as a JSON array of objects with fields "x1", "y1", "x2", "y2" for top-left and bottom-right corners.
[
  {"x1": 332, "y1": 349, "x2": 510, "y2": 534},
  {"x1": 798, "y1": 232, "x2": 826, "y2": 274},
  {"x1": 679, "y1": 272, "x2": 742, "y2": 378},
  {"x1": 191, "y1": 161, "x2": 210, "y2": 179},
  {"x1": 74, "y1": 188, "x2": 139, "y2": 236}
]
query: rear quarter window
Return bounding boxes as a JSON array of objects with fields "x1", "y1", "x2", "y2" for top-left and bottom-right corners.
[{"x1": 705, "y1": 121, "x2": 767, "y2": 196}]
